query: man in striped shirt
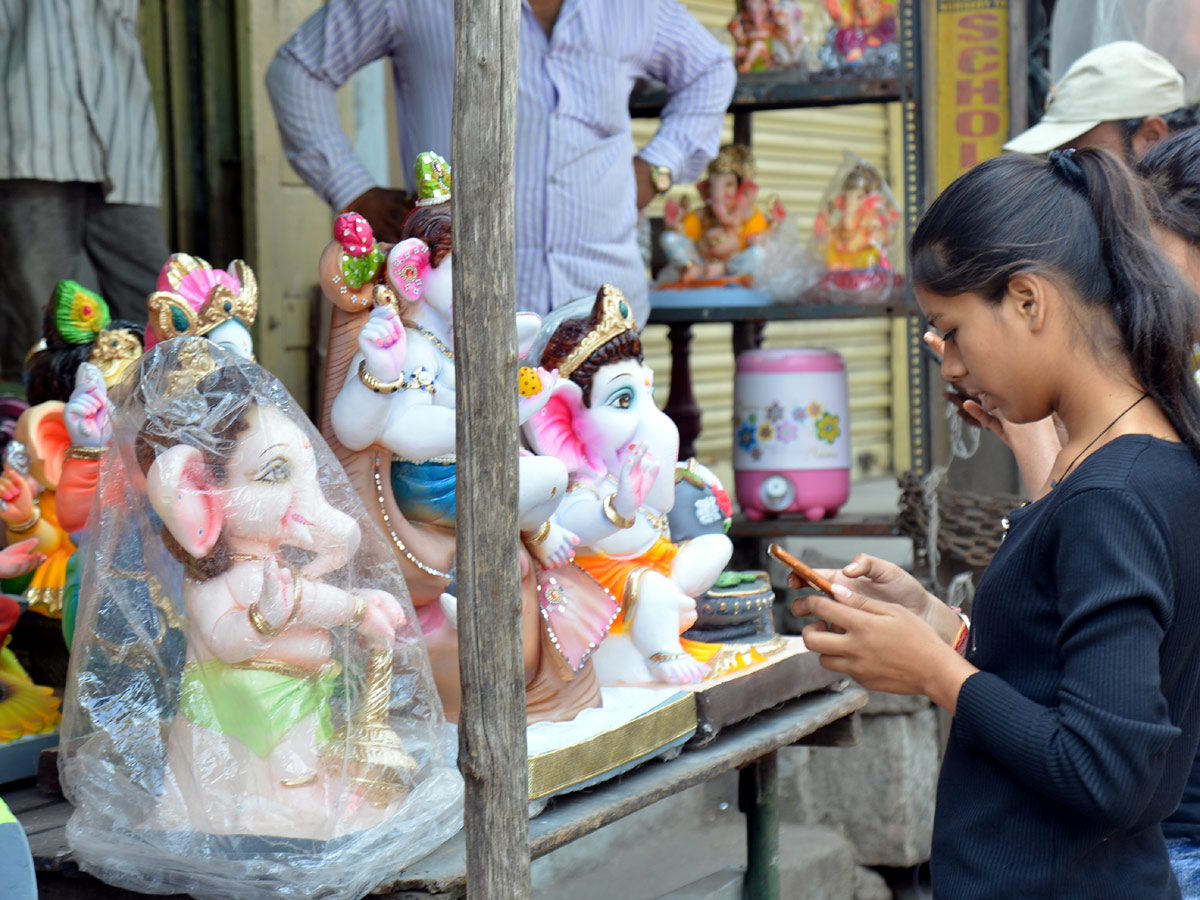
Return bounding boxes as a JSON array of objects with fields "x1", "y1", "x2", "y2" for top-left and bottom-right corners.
[
  {"x1": 0, "y1": 0, "x2": 170, "y2": 383},
  {"x1": 266, "y1": 0, "x2": 736, "y2": 324}
]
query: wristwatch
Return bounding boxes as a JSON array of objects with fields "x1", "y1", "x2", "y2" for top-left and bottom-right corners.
[{"x1": 648, "y1": 164, "x2": 673, "y2": 194}]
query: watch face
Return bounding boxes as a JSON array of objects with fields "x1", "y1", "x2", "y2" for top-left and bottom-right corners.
[{"x1": 652, "y1": 167, "x2": 672, "y2": 192}]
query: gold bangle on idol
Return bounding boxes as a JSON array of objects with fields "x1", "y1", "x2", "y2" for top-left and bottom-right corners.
[
  {"x1": 358, "y1": 360, "x2": 405, "y2": 394},
  {"x1": 349, "y1": 593, "x2": 369, "y2": 629},
  {"x1": 523, "y1": 520, "x2": 552, "y2": 545},
  {"x1": 7, "y1": 507, "x2": 42, "y2": 535},
  {"x1": 603, "y1": 494, "x2": 636, "y2": 529},
  {"x1": 248, "y1": 601, "x2": 283, "y2": 639}
]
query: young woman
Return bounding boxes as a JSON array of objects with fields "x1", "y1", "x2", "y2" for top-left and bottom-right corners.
[{"x1": 795, "y1": 148, "x2": 1200, "y2": 897}]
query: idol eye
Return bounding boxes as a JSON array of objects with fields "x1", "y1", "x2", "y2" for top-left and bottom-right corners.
[
  {"x1": 607, "y1": 388, "x2": 634, "y2": 410},
  {"x1": 255, "y1": 458, "x2": 291, "y2": 484},
  {"x1": 942, "y1": 328, "x2": 958, "y2": 343}
]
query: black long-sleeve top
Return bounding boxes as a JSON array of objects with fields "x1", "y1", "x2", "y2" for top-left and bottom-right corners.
[{"x1": 932, "y1": 436, "x2": 1200, "y2": 898}]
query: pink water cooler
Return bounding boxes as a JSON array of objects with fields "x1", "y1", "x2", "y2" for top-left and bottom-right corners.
[{"x1": 734, "y1": 348, "x2": 851, "y2": 520}]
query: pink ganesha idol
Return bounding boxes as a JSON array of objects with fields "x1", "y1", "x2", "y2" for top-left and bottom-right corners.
[
  {"x1": 524, "y1": 286, "x2": 750, "y2": 685},
  {"x1": 59, "y1": 339, "x2": 462, "y2": 899}
]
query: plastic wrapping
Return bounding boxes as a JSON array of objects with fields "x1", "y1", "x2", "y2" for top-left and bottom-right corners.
[
  {"x1": 808, "y1": 150, "x2": 903, "y2": 303},
  {"x1": 1049, "y1": 0, "x2": 1200, "y2": 105},
  {"x1": 815, "y1": 0, "x2": 899, "y2": 74},
  {"x1": 727, "y1": 0, "x2": 809, "y2": 73},
  {"x1": 59, "y1": 338, "x2": 462, "y2": 900}
]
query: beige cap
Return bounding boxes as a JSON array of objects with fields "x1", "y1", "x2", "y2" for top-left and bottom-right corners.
[{"x1": 1004, "y1": 41, "x2": 1186, "y2": 155}]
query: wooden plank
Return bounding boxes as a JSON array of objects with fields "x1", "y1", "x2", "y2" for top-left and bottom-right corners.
[
  {"x1": 4, "y1": 785, "x2": 58, "y2": 816},
  {"x1": 451, "y1": 1, "x2": 528, "y2": 899},
  {"x1": 14, "y1": 689, "x2": 868, "y2": 895},
  {"x1": 19, "y1": 800, "x2": 71, "y2": 838},
  {"x1": 379, "y1": 687, "x2": 868, "y2": 896},
  {"x1": 686, "y1": 642, "x2": 843, "y2": 748},
  {"x1": 729, "y1": 512, "x2": 900, "y2": 540},
  {"x1": 630, "y1": 72, "x2": 904, "y2": 118},
  {"x1": 27, "y1": 825, "x2": 73, "y2": 872},
  {"x1": 795, "y1": 709, "x2": 863, "y2": 747},
  {"x1": 36, "y1": 871, "x2": 151, "y2": 900},
  {"x1": 646, "y1": 284, "x2": 908, "y2": 325}
]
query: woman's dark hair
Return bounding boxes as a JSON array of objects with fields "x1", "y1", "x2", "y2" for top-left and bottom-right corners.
[
  {"x1": 911, "y1": 148, "x2": 1200, "y2": 461},
  {"x1": 1137, "y1": 125, "x2": 1200, "y2": 247},
  {"x1": 539, "y1": 293, "x2": 643, "y2": 406},
  {"x1": 400, "y1": 202, "x2": 452, "y2": 268},
  {"x1": 1119, "y1": 106, "x2": 1200, "y2": 156}
]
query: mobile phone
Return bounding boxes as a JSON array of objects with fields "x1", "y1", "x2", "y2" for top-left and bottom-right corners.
[{"x1": 767, "y1": 543, "x2": 836, "y2": 597}]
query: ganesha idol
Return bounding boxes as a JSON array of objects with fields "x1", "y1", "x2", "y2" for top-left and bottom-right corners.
[
  {"x1": 59, "y1": 339, "x2": 461, "y2": 898},
  {"x1": 658, "y1": 144, "x2": 785, "y2": 289},
  {"x1": 523, "y1": 286, "x2": 737, "y2": 685},
  {"x1": 319, "y1": 152, "x2": 623, "y2": 724},
  {"x1": 43, "y1": 255, "x2": 260, "y2": 648},
  {"x1": 3, "y1": 281, "x2": 142, "y2": 630}
]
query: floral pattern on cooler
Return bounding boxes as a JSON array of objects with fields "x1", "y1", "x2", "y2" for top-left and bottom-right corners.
[{"x1": 736, "y1": 400, "x2": 842, "y2": 453}]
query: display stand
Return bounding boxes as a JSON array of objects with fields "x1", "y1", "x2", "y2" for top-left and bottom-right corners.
[
  {"x1": 635, "y1": 0, "x2": 929, "y2": 492},
  {"x1": 7, "y1": 684, "x2": 866, "y2": 900}
]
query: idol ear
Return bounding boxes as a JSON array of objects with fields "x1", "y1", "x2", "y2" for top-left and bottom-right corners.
[
  {"x1": 522, "y1": 379, "x2": 596, "y2": 473},
  {"x1": 516, "y1": 313, "x2": 541, "y2": 359},
  {"x1": 15, "y1": 402, "x2": 69, "y2": 490},
  {"x1": 386, "y1": 238, "x2": 432, "y2": 304},
  {"x1": 146, "y1": 444, "x2": 222, "y2": 559},
  {"x1": 738, "y1": 179, "x2": 759, "y2": 206}
]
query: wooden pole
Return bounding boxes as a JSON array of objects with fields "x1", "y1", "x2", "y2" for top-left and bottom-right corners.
[{"x1": 451, "y1": 0, "x2": 529, "y2": 898}]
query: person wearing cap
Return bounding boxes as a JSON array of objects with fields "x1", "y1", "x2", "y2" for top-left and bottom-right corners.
[{"x1": 1005, "y1": 40, "x2": 1197, "y2": 160}]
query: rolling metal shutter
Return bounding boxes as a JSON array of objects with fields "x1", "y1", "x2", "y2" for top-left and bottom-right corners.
[{"x1": 634, "y1": 2, "x2": 902, "y2": 488}]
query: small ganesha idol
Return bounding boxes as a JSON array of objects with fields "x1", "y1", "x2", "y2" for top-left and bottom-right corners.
[
  {"x1": 728, "y1": 0, "x2": 806, "y2": 73},
  {"x1": 658, "y1": 144, "x2": 785, "y2": 290},
  {"x1": 59, "y1": 339, "x2": 461, "y2": 899},
  {"x1": 811, "y1": 151, "x2": 902, "y2": 295},
  {"x1": 819, "y1": 0, "x2": 898, "y2": 69},
  {"x1": 524, "y1": 285, "x2": 746, "y2": 685}
]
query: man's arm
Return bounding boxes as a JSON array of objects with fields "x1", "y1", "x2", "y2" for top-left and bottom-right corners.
[
  {"x1": 265, "y1": 0, "x2": 406, "y2": 213},
  {"x1": 637, "y1": 0, "x2": 737, "y2": 188}
]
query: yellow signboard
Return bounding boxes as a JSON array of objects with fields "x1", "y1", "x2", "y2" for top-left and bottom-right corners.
[{"x1": 934, "y1": 0, "x2": 1011, "y2": 192}]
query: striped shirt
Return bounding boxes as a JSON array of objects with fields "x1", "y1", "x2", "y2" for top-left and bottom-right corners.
[
  {"x1": 0, "y1": 0, "x2": 161, "y2": 206},
  {"x1": 266, "y1": 0, "x2": 735, "y2": 320}
]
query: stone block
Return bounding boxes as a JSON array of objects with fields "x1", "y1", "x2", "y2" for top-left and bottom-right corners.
[
  {"x1": 532, "y1": 774, "x2": 743, "y2": 900},
  {"x1": 778, "y1": 824, "x2": 856, "y2": 900},
  {"x1": 779, "y1": 708, "x2": 938, "y2": 867},
  {"x1": 863, "y1": 690, "x2": 931, "y2": 715},
  {"x1": 853, "y1": 864, "x2": 893, "y2": 900},
  {"x1": 656, "y1": 867, "x2": 744, "y2": 900}
]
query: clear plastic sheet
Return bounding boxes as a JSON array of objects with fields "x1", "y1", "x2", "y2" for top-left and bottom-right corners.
[
  {"x1": 814, "y1": 0, "x2": 899, "y2": 74},
  {"x1": 807, "y1": 149, "x2": 903, "y2": 304},
  {"x1": 58, "y1": 338, "x2": 463, "y2": 900},
  {"x1": 1049, "y1": 0, "x2": 1200, "y2": 104}
]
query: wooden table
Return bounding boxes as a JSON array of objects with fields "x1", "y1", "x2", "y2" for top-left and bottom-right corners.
[{"x1": 9, "y1": 684, "x2": 867, "y2": 900}]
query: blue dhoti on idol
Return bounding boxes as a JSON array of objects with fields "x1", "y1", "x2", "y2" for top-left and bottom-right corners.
[{"x1": 391, "y1": 457, "x2": 457, "y2": 528}]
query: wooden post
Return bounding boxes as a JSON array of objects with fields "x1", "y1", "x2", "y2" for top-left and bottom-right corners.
[
  {"x1": 452, "y1": 1, "x2": 530, "y2": 898},
  {"x1": 664, "y1": 323, "x2": 703, "y2": 460}
]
